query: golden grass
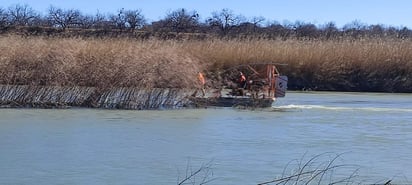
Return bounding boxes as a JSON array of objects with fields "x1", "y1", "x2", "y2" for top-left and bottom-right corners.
[
  {"x1": 1, "y1": 35, "x2": 412, "y2": 91},
  {"x1": 0, "y1": 36, "x2": 203, "y2": 88},
  {"x1": 184, "y1": 38, "x2": 412, "y2": 91}
]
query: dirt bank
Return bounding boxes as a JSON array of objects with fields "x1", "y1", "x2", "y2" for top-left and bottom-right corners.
[{"x1": 0, "y1": 85, "x2": 202, "y2": 109}]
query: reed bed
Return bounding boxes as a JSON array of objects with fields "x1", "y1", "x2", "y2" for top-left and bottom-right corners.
[
  {"x1": 0, "y1": 36, "x2": 203, "y2": 89},
  {"x1": 184, "y1": 38, "x2": 412, "y2": 92},
  {"x1": 1, "y1": 35, "x2": 412, "y2": 92},
  {"x1": 0, "y1": 85, "x2": 196, "y2": 109}
]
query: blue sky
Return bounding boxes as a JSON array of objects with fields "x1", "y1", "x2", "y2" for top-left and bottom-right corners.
[{"x1": 1, "y1": 0, "x2": 411, "y2": 28}]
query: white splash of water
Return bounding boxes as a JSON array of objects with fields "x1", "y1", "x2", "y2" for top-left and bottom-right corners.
[{"x1": 272, "y1": 104, "x2": 412, "y2": 112}]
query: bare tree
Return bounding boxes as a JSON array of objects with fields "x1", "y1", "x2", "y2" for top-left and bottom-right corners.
[
  {"x1": 7, "y1": 4, "x2": 39, "y2": 26},
  {"x1": 385, "y1": 26, "x2": 399, "y2": 38},
  {"x1": 343, "y1": 20, "x2": 366, "y2": 31},
  {"x1": 321, "y1": 22, "x2": 339, "y2": 39},
  {"x1": 343, "y1": 20, "x2": 367, "y2": 38},
  {"x1": 368, "y1": 24, "x2": 385, "y2": 37},
  {"x1": 398, "y1": 26, "x2": 411, "y2": 39},
  {"x1": 0, "y1": 8, "x2": 8, "y2": 27},
  {"x1": 78, "y1": 11, "x2": 113, "y2": 30},
  {"x1": 294, "y1": 21, "x2": 319, "y2": 38},
  {"x1": 207, "y1": 8, "x2": 241, "y2": 35},
  {"x1": 237, "y1": 16, "x2": 265, "y2": 34},
  {"x1": 251, "y1": 16, "x2": 265, "y2": 28},
  {"x1": 91, "y1": 11, "x2": 109, "y2": 29},
  {"x1": 48, "y1": 6, "x2": 82, "y2": 30},
  {"x1": 31, "y1": 15, "x2": 49, "y2": 27},
  {"x1": 78, "y1": 14, "x2": 94, "y2": 29},
  {"x1": 160, "y1": 8, "x2": 199, "y2": 34},
  {"x1": 263, "y1": 21, "x2": 292, "y2": 39},
  {"x1": 109, "y1": 8, "x2": 127, "y2": 31},
  {"x1": 124, "y1": 9, "x2": 146, "y2": 31}
]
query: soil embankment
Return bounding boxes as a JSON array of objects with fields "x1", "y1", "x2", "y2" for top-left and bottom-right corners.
[{"x1": 0, "y1": 85, "x2": 198, "y2": 109}]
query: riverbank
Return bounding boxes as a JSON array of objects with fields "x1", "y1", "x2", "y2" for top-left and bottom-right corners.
[
  {"x1": 1, "y1": 35, "x2": 412, "y2": 92},
  {"x1": 0, "y1": 85, "x2": 197, "y2": 109}
]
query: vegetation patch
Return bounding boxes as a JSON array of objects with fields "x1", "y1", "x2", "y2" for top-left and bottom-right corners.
[
  {"x1": 1, "y1": 36, "x2": 412, "y2": 92},
  {"x1": 1, "y1": 4, "x2": 412, "y2": 92}
]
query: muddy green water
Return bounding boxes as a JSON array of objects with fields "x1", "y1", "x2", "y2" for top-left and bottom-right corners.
[{"x1": 1, "y1": 92, "x2": 412, "y2": 184}]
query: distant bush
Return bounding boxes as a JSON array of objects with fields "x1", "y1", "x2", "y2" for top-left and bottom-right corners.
[{"x1": 1, "y1": 4, "x2": 412, "y2": 40}]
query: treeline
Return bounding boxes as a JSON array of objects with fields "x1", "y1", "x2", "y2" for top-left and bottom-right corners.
[{"x1": 1, "y1": 4, "x2": 412, "y2": 39}]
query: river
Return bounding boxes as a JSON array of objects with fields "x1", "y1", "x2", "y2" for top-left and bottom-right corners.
[{"x1": 1, "y1": 92, "x2": 412, "y2": 184}]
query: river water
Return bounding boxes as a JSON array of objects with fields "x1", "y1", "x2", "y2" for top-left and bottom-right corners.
[{"x1": 1, "y1": 92, "x2": 412, "y2": 184}]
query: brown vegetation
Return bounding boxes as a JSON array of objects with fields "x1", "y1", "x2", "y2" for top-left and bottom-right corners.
[
  {"x1": 1, "y1": 4, "x2": 412, "y2": 93},
  {"x1": 187, "y1": 38, "x2": 412, "y2": 92},
  {"x1": 1, "y1": 35, "x2": 412, "y2": 92},
  {"x1": 0, "y1": 35, "x2": 204, "y2": 89}
]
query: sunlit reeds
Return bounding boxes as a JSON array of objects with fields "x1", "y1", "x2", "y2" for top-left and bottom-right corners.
[
  {"x1": 0, "y1": 36, "x2": 203, "y2": 89},
  {"x1": 1, "y1": 35, "x2": 411, "y2": 91}
]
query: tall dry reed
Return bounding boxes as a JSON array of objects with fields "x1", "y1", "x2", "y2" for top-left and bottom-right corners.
[
  {"x1": 184, "y1": 38, "x2": 412, "y2": 91},
  {"x1": 0, "y1": 36, "x2": 203, "y2": 89},
  {"x1": 1, "y1": 35, "x2": 412, "y2": 91}
]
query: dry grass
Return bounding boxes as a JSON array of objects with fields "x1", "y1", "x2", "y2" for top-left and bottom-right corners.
[
  {"x1": 184, "y1": 38, "x2": 412, "y2": 91},
  {"x1": 0, "y1": 36, "x2": 203, "y2": 89},
  {"x1": 1, "y1": 35, "x2": 412, "y2": 91}
]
